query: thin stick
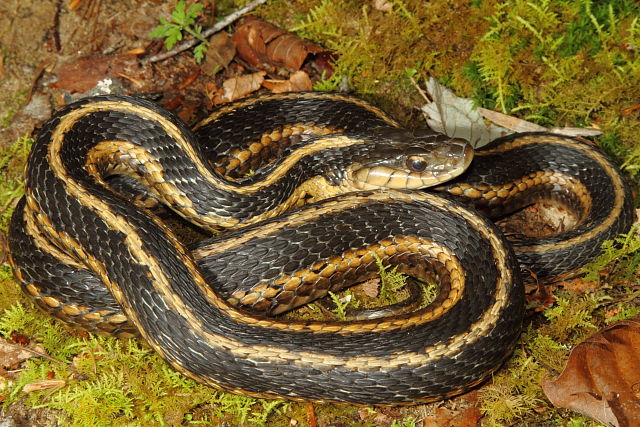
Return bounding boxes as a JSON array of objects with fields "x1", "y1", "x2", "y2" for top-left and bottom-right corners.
[
  {"x1": 146, "y1": 0, "x2": 268, "y2": 63},
  {"x1": 409, "y1": 75, "x2": 431, "y2": 104}
]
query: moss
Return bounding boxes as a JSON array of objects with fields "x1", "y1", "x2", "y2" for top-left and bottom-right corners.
[
  {"x1": 0, "y1": 90, "x2": 28, "y2": 129},
  {"x1": 0, "y1": 135, "x2": 31, "y2": 231},
  {"x1": 581, "y1": 225, "x2": 640, "y2": 284}
]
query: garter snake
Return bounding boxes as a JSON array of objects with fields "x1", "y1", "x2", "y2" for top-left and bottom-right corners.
[{"x1": 7, "y1": 92, "x2": 634, "y2": 405}]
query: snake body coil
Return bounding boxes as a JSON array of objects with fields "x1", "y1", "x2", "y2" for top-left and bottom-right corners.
[{"x1": 8, "y1": 92, "x2": 633, "y2": 404}]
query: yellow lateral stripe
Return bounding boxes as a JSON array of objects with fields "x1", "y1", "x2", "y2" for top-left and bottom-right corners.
[
  {"x1": 193, "y1": 92, "x2": 400, "y2": 130},
  {"x1": 479, "y1": 135, "x2": 625, "y2": 253}
]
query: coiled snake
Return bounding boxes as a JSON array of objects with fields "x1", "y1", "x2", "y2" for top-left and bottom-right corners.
[{"x1": 8, "y1": 92, "x2": 633, "y2": 404}]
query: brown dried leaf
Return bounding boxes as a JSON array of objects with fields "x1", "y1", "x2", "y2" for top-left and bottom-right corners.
[
  {"x1": 524, "y1": 281, "x2": 557, "y2": 312},
  {"x1": 305, "y1": 402, "x2": 317, "y2": 427},
  {"x1": 0, "y1": 338, "x2": 45, "y2": 370},
  {"x1": 478, "y1": 107, "x2": 548, "y2": 133},
  {"x1": 423, "y1": 406, "x2": 482, "y2": 427},
  {"x1": 233, "y1": 17, "x2": 327, "y2": 72},
  {"x1": 213, "y1": 71, "x2": 266, "y2": 104},
  {"x1": 22, "y1": 379, "x2": 66, "y2": 393},
  {"x1": 542, "y1": 316, "x2": 640, "y2": 426},
  {"x1": 423, "y1": 390, "x2": 482, "y2": 427},
  {"x1": 361, "y1": 278, "x2": 381, "y2": 298},
  {"x1": 55, "y1": 55, "x2": 135, "y2": 93},
  {"x1": 560, "y1": 278, "x2": 599, "y2": 294},
  {"x1": 202, "y1": 31, "x2": 236, "y2": 75},
  {"x1": 262, "y1": 71, "x2": 312, "y2": 93}
]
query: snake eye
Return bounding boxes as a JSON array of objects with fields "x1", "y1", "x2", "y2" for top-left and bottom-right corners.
[{"x1": 406, "y1": 155, "x2": 428, "y2": 172}]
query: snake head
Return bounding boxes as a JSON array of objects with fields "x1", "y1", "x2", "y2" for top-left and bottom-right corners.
[{"x1": 344, "y1": 128, "x2": 474, "y2": 191}]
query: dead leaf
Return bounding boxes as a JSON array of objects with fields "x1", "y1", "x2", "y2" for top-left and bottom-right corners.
[
  {"x1": 423, "y1": 406, "x2": 482, "y2": 427},
  {"x1": 621, "y1": 104, "x2": 640, "y2": 116},
  {"x1": 233, "y1": 17, "x2": 328, "y2": 72},
  {"x1": 478, "y1": 107, "x2": 547, "y2": 133},
  {"x1": 361, "y1": 278, "x2": 381, "y2": 298},
  {"x1": 213, "y1": 71, "x2": 266, "y2": 104},
  {"x1": 125, "y1": 47, "x2": 146, "y2": 56},
  {"x1": 22, "y1": 379, "x2": 66, "y2": 393},
  {"x1": 202, "y1": 31, "x2": 236, "y2": 75},
  {"x1": 372, "y1": 0, "x2": 393, "y2": 12},
  {"x1": 0, "y1": 338, "x2": 46, "y2": 370},
  {"x1": 422, "y1": 390, "x2": 482, "y2": 427},
  {"x1": 305, "y1": 403, "x2": 317, "y2": 427},
  {"x1": 420, "y1": 77, "x2": 602, "y2": 146},
  {"x1": 421, "y1": 77, "x2": 510, "y2": 148},
  {"x1": 177, "y1": 69, "x2": 201, "y2": 90},
  {"x1": 55, "y1": 54, "x2": 137, "y2": 93},
  {"x1": 525, "y1": 282, "x2": 557, "y2": 312},
  {"x1": 542, "y1": 315, "x2": 640, "y2": 426},
  {"x1": 263, "y1": 70, "x2": 312, "y2": 93},
  {"x1": 560, "y1": 278, "x2": 599, "y2": 294}
]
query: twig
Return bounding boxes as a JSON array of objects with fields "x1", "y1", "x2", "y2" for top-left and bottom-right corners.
[
  {"x1": 3, "y1": 339, "x2": 64, "y2": 365},
  {"x1": 146, "y1": 0, "x2": 268, "y2": 64},
  {"x1": 409, "y1": 75, "x2": 431, "y2": 103}
]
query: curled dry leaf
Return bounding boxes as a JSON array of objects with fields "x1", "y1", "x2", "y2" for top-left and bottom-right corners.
[
  {"x1": 202, "y1": 31, "x2": 236, "y2": 75},
  {"x1": 262, "y1": 70, "x2": 312, "y2": 93},
  {"x1": 233, "y1": 16, "x2": 327, "y2": 73},
  {"x1": 421, "y1": 77, "x2": 602, "y2": 147},
  {"x1": 478, "y1": 107, "x2": 603, "y2": 137},
  {"x1": 542, "y1": 315, "x2": 640, "y2": 426},
  {"x1": 421, "y1": 77, "x2": 509, "y2": 148},
  {"x1": 213, "y1": 71, "x2": 266, "y2": 104}
]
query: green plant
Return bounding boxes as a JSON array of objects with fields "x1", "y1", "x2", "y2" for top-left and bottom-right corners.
[
  {"x1": 149, "y1": 0, "x2": 208, "y2": 63},
  {"x1": 0, "y1": 303, "x2": 33, "y2": 338},
  {"x1": 40, "y1": 370, "x2": 135, "y2": 427},
  {"x1": 374, "y1": 253, "x2": 409, "y2": 301},
  {"x1": 391, "y1": 417, "x2": 417, "y2": 427},
  {"x1": 327, "y1": 290, "x2": 354, "y2": 320},
  {"x1": 0, "y1": 135, "x2": 31, "y2": 230},
  {"x1": 581, "y1": 225, "x2": 640, "y2": 284}
]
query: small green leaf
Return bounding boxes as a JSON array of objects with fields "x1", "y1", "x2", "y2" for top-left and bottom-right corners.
[
  {"x1": 404, "y1": 68, "x2": 418, "y2": 78},
  {"x1": 165, "y1": 31, "x2": 183, "y2": 50},
  {"x1": 193, "y1": 43, "x2": 207, "y2": 63},
  {"x1": 172, "y1": 0, "x2": 187, "y2": 25},
  {"x1": 186, "y1": 3, "x2": 205, "y2": 26}
]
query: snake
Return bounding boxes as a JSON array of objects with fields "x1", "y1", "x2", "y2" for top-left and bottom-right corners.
[{"x1": 7, "y1": 91, "x2": 634, "y2": 405}]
